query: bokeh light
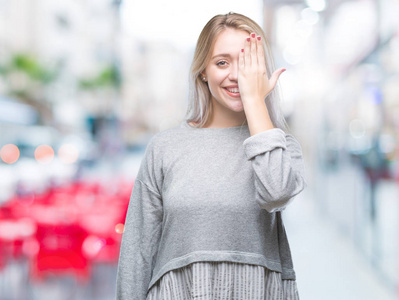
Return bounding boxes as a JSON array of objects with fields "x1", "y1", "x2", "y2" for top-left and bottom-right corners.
[
  {"x1": 305, "y1": 0, "x2": 327, "y2": 12},
  {"x1": 301, "y1": 7, "x2": 319, "y2": 25},
  {"x1": 34, "y1": 145, "x2": 54, "y2": 164},
  {"x1": 82, "y1": 235, "x2": 106, "y2": 258},
  {"x1": 0, "y1": 143, "x2": 20, "y2": 164},
  {"x1": 58, "y1": 144, "x2": 79, "y2": 164},
  {"x1": 115, "y1": 223, "x2": 124, "y2": 234}
]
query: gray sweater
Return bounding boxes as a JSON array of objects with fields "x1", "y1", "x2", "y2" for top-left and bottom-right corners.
[{"x1": 116, "y1": 120, "x2": 307, "y2": 300}]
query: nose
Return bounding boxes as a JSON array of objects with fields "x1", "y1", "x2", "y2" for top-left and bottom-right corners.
[{"x1": 228, "y1": 63, "x2": 238, "y2": 81}]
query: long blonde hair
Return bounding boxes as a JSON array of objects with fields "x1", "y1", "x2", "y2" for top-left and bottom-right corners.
[{"x1": 184, "y1": 12, "x2": 291, "y2": 133}]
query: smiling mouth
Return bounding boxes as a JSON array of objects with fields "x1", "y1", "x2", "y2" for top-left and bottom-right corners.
[
  {"x1": 223, "y1": 87, "x2": 241, "y2": 97},
  {"x1": 225, "y1": 87, "x2": 239, "y2": 93}
]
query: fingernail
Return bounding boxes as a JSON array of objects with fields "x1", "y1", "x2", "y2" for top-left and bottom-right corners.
[
  {"x1": 257, "y1": 36, "x2": 261, "y2": 41},
  {"x1": 282, "y1": 68, "x2": 286, "y2": 72},
  {"x1": 241, "y1": 49, "x2": 244, "y2": 52},
  {"x1": 246, "y1": 37, "x2": 250, "y2": 42},
  {"x1": 251, "y1": 33, "x2": 255, "y2": 38}
]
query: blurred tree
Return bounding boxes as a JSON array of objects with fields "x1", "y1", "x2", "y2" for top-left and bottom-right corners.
[
  {"x1": 0, "y1": 53, "x2": 60, "y2": 125},
  {"x1": 78, "y1": 64, "x2": 121, "y2": 91}
]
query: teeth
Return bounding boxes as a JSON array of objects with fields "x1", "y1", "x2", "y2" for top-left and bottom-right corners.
[{"x1": 226, "y1": 88, "x2": 239, "y2": 93}]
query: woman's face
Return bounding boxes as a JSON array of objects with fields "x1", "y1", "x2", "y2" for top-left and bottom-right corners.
[{"x1": 203, "y1": 28, "x2": 250, "y2": 114}]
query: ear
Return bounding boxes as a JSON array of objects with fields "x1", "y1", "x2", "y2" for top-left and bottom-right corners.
[{"x1": 200, "y1": 72, "x2": 207, "y2": 82}]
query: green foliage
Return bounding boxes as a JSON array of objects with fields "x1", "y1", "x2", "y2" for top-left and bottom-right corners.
[
  {"x1": 0, "y1": 52, "x2": 120, "y2": 93},
  {"x1": 78, "y1": 64, "x2": 121, "y2": 90},
  {"x1": 0, "y1": 53, "x2": 59, "y2": 83}
]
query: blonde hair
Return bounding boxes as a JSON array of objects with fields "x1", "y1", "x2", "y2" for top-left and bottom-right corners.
[{"x1": 184, "y1": 12, "x2": 291, "y2": 133}]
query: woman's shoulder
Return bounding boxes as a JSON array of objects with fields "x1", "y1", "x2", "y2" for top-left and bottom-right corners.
[{"x1": 146, "y1": 121, "x2": 188, "y2": 149}]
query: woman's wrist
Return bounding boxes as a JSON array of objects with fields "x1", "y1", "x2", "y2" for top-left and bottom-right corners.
[
  {"x1": 243, "y1": 99, "x2": 275, "y2": 136},
  {"x1": 241, "y1": 95, "x2": 266, "y2": 106}
]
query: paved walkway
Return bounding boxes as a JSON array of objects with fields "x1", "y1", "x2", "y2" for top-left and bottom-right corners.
[{"x1": 284, "y1": 186, "x2": 396, "y2": 300}]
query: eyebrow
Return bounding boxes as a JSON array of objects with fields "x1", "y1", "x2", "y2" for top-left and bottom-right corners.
[{"x1": 211, "y1": 53, "x2": 232, "y2": 60}]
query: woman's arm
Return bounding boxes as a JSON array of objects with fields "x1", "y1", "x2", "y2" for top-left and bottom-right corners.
[
  {"x1": 238, "y1": 32, "x2": 306, "y2": 212},
  {"x1": 243, "y1": 128, "x2": 307, "y2": 213},
  {"x1": 116, "y1": 138, "x2": 163, "y2": 300}
]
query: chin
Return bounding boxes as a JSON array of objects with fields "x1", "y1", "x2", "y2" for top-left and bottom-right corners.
[{"x1": 227, "y1": 101, "x2": 244, "y2": 112}]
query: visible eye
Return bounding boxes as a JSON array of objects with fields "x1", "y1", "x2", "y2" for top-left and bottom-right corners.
[{"x1": 216, "y1": 60, "x2": 228, "y2": 67}]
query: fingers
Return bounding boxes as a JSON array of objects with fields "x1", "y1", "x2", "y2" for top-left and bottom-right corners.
[
  {"x1": 244, "y1": 35, "x2": 251, "y2": 66},
  {"x1": 269, "y1": 68, "x2": 286, "y2": 89},
  {"x1": 239, "y1": 47, "x2": 244, "y2": 70},
  {"x1": 256, "y1": 35, "x2": 266, "y2": 72},
  {"x1": 250, "y1": 33, "x2": 256, "y2": 67},
  {"x1": 243, "y1": 32, "x2": 265, "y2": 70},
  {"x1": 241, "y1": 32, "x2": 272, "y2": 77}
]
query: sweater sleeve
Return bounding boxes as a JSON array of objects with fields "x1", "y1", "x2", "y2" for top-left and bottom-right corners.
[
  {"x1": 116, "y1": 137, "x2": 164, "y2": 300},
  {"x1": 243, "y1": 128, "x2": 307, "y2": 213}
]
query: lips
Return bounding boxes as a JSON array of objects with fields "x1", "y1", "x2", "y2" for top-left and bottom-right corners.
[{"x1": 223, "y1": 86, "x2": 240, "y2": 98}]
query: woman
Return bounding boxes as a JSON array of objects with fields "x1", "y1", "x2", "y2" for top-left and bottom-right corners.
[{"x1": 116, "y1": 12, "x2": 307, "y2": 300}]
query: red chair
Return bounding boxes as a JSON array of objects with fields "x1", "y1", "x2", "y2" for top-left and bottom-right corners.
[{"x1": 30, "y1": 223, "x2": 90, "y2": 283}]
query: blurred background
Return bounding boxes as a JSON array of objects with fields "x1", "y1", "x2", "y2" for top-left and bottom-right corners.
[{"x1": 0, "y1": 0, "x2": 398, "y2": 299}]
